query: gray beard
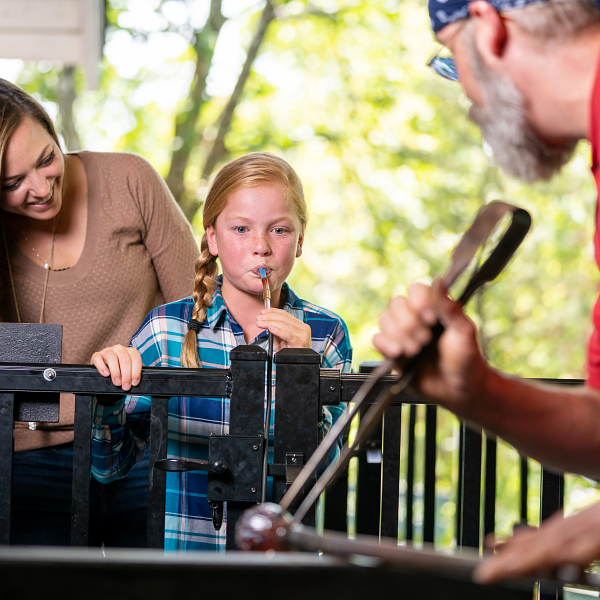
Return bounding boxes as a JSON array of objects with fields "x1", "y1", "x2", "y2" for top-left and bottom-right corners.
[{"x1": 466, "y1": 38, "x2": 577, "y2": 183}]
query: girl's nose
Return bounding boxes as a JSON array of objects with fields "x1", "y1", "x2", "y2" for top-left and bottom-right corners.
[{"x1": 253, "y1": 234, "x2": 271, "y2": 255}]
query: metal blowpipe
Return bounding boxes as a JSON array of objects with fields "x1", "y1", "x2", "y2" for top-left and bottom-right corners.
[
  {"x1": 259, "y1": 267, "x2": 274, "y2": 503},
  {"x1": 279, "y1": 201, "x2": 532, "y2": 521}
]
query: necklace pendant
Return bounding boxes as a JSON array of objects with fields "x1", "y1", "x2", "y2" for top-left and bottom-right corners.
[{"x1": 44, "y1": 263, "x2": 50, "y2": 270}]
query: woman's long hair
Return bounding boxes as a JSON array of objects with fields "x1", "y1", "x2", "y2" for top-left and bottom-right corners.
[
  {"x1": 180, "y1": 152, "x2": 308, "y2": 368},
  {"x1": 0, "y1": 79, "x2": 61, "y2": 321}
]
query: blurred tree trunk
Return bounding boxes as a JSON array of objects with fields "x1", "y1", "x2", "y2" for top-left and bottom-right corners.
[
  {"x1": 201, "y1": 0, "x2": 275, "y2": 181},
  {"x1": 166, "y1": 0, "x2": 226, "y2": 219},
  {"x1": 167, "y1": 0, "x2": 276, "y2": 221},
  {"x1": 57, "y1": 66, "x2": 81, "y2": 152}
]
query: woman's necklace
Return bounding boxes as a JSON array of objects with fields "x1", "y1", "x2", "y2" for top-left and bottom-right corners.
[{"x1": 1, "y1": 216, "x2": 58, "y2": 324}]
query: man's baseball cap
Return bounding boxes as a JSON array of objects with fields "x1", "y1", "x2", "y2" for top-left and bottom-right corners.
[{"x1": 429, "y1": 0, "x2": 550, "y2": 33}]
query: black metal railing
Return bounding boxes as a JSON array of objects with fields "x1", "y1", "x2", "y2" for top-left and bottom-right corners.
[{"x1": 0, "y1": 323, "x2": 581, "y2": 599}]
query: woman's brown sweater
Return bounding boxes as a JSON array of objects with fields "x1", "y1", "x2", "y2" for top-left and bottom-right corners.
[{"x1": 0, "y1": 151, "x2": 199, "y2": 451}]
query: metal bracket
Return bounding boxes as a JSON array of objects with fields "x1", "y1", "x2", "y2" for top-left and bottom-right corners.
[
  {"x1": 285, "y1": 453, "x2": 304, "y2": 484},
  {"x1": 207, "y1": 435, "x2": 264, "y2": 503},
  {"x1": 154, "y1": 458, "x2": 226, "y2": 473}
]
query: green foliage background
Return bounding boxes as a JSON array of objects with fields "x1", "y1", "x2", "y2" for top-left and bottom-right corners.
[{"x1": 7, "y1": 0, "x2": 600, "y2": 547}]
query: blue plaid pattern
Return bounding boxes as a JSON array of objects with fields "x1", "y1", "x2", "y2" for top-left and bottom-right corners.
[{"x1": 91, "y1": 279, "x2": 352, "y2": 551}]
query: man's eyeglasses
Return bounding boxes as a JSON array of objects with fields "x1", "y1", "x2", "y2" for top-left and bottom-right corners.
[
  {"x1": 427, "y1": 48, "x2": 458, "y2": 82},
  {"x1": 427, "y1": 12, "x2": 512, "y2": 83}
]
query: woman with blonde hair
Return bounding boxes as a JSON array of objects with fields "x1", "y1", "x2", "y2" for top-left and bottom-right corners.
[
  {"x1": 91, "y1": 151, "x2": 352, "y2": 551},
  {"x1": 0, "y1": 78, "x2": 199, "y2": 545}
]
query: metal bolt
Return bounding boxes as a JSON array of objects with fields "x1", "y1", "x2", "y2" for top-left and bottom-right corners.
[
  {"x1": 291, "y1": 456, "x2": 297, "y2": 464},
  {"x1": 251, "y1": 487, "x2": 257, "y2": 494},
  {"x1": 43, "y1": 368, "x2": 56, "y2": 382},
  {"x1": 329, "y1": 386, "x2": 335, "y2": 392},
  {"x1": 252, "y1": 444, "x2": 259, "y2": 451}
]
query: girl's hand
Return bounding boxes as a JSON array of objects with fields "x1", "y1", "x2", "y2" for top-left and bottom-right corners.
[
  {"x1": 91, "y1": 345, "x2": 142, "y2": 391},
  {"x1": 257, "y1": 308, "x2": 312, "y2": 352}
]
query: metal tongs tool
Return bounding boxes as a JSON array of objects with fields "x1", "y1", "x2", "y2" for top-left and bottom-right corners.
[{"x1": 280, "y1": 201, "x2": 532, "y2": 522}]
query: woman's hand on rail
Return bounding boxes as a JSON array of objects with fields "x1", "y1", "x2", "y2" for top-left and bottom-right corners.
[
  {"x1": 474, "y1": 501, "x2": 600, "y2": 584},
  {"x1": 91, "y1": 345, "x2": 143, "y2": 391},
  {"x1": 257, "y1": 308, "x2": 311, "y2": 353},
  {"x1": 372, "y1": 280, "x2": 489, "y2": 415}
]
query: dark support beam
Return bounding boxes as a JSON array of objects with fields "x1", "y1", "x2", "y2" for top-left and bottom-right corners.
[
  {"x1": 423, "y1": 405, "x2": 437, "y2": 544},
  {"x1": 273, "y1": 348, "x2": 321, "y2": 528},
  {"x1": 70, "y1": 395, "x2": 93, "y2": 546},
  {"x1": 380, "y1": 404, "x2": 402, "y2": 540},
  {"x1": 405, "y1": 405, "x2": 417, "y2": 544},
  {"x1": 0, "y1": 393, "x2": 14, "y2": 545},
  {"x1": 520, "y1": 456, "x2": 528, "y2": 524},
  {"x1": 459, "y1": 425, "x2": 482, "y2": 550},
  {"x1": 484, "y1": 435, "x2": 497, "y2": 539},
  {"x1": 226, "y1": 346, "x2": 268, "y2": 549},
  {"x1": 539, "y1": 468, "x2": 565, "y2": 600},
  {"x1": 147, "y1": 396, "x2": 169, "y2": 549}
]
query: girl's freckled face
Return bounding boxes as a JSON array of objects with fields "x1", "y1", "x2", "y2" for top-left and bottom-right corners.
[{"x1": 206, "y1": 183, "x2": 303, "y2": 299}]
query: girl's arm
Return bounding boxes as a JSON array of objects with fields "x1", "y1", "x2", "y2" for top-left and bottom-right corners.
[{"x1": 90, "y1": 333, "x2": 157, "y2": 483}]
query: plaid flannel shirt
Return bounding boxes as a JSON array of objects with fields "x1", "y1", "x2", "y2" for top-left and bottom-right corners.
[{"x1": 91, "y1": 280, "x2": 352, "y2": 551}]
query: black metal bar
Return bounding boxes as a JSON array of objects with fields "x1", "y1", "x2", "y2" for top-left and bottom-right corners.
[
  {"x1": 539, "y1": 467, "x2": 564, "y2": 598},
  {"x1": 380, "y1": 403, "x2": 402, "y2": 540},
  {"x1": 459, "y1": 424, "x2": 482, "y2": 550},
  {"x1": 423, "y1": 405, "x2": 437, "y2": 544},
  {"x1": 0, "y1": 393, "x2": 14, "y2": 545},
  {"x1": 0, "y1": 367, "x2": 582, "y2": 406},
  {"x1": 484, "y1": 435, "x2": 497, "y2": 539},
  {"x1": 356, "y1": 440, "x2": 382, "y2": 536},
  {"x1": 541, "y1": 468, "x2": 564, "y2": 522},
  {"x1": 0, "y1": 546, "x2": 535, "y2": 600},
  {"x1": 0, "y1": 363, "x2": 231, "y2": 397},
  {"x1": 405, "y1": 404, "x2": 417, "y2": 544},
  {"x1": 340, "y1": 374, "x2": 423, "y2": 405},
  {"x1": 520, "y1": 455, "x2": 528, "y2": 524},
  {"x1": 225, "y1": 346, "x2": 268, "y2": 549},
  {"x1": 455, "y1": 422, "x2": 465, "y2": 545},
  {"x1": 70, "y1": 394, "x2": 93, "y2": 546},
  {"x1": 355, "y1": 364, "x2": 384, "y2": 537},
  {"x1": 273, "y1": 348, "x2": 321, "y2": 527},
  {"x1": 147, "y1": 396, "x2": 169, "y2": 549}
]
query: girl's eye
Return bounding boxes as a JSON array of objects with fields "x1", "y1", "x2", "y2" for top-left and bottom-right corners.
[
  {"x1": 273, "y1": 227, "x2": 288, "y2": 235},
  {"x1": 41, "y1": 151, "x2": 55, "y2": 167},
  {"x1": 235, "y1": 226, "x2": 248, "y2": 234}
]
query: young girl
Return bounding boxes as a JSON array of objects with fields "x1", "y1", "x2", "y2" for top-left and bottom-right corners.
[{"x1": 90, "y1": 152, "x2": 352, "y2": 551}]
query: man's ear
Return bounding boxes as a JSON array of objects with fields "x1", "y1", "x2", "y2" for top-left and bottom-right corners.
[
  {"x1": 206, "y1": 225, "x2": 219, "y2": 257},
  {"x1": 468, "y1": 1, "x2": 509, "y2": 69},
  {"x1": 296, "y1": 231, "x2": 304, "y2": 258}
]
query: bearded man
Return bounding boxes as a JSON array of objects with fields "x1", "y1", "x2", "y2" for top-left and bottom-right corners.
[{"x1": 373, "y1": 0, "x2": 600, "y2": 583}]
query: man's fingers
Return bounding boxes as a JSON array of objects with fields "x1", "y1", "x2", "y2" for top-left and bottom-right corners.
[
  {"x1": 378, "y1": 301, "x2": 432, "y2": 357},
  {"x1": 474, "y1": 507, "x2": 600, "y2": 584}
]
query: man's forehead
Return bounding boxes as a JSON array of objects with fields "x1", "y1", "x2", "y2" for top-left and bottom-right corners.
[{"x1": 435, "y1": 20, "x2": 464, "y2": 47}]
